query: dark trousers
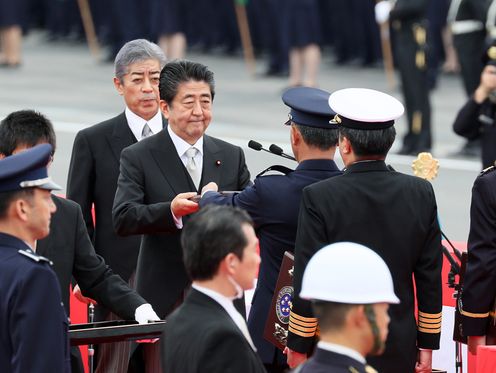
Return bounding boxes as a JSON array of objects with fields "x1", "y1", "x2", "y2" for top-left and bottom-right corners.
[
  {"x1": 454, "y1": 31, "x2": 486, "y2": 97},
  {"x1": 394, "y1": 22, "x2": 432, "y2": 152}
]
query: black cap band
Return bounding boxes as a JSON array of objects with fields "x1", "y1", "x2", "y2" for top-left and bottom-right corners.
[{"x1": 333, "y1": 114, "x2": 395, "y2": 130}]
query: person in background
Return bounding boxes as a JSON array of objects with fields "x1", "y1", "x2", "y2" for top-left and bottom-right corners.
[
  {"x1": 162, "y1": 205, "x2": 266, "y2": 373},
  {"x1": 453, "y1": 42, "x2": 496, "y2": 169}
]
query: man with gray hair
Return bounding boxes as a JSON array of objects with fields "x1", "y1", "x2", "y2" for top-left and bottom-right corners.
[{"x1": 67, "y1": 39, "x2": 166, "y2": 372}]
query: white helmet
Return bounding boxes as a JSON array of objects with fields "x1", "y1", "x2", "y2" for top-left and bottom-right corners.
[{"x1": 300, "y1": 242, "x2": 400, "y2": 304}]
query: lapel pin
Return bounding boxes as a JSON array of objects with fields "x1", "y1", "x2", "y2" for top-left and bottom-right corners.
[{"x1": 216, "y1": 160, "x2": 221, "y2": 166}]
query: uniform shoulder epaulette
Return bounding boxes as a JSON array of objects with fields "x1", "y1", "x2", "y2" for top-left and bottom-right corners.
[
  {"x1": 256, "y1": 165, "x2": 294, "y2": 178},
  {"x1": 18, "y1": 249, "x2": 53, "y2": 265},
  {"x1": 480, "y1": 165, "x2": 496, "y2": 176}
]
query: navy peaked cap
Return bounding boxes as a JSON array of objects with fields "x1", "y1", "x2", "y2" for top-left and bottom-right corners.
[
  {"x1": 0, "y1": 143, "x2": 61, "y2": 193},
  {"x1": 282, "y1": 87, "x2": 338, "y2": 129}
]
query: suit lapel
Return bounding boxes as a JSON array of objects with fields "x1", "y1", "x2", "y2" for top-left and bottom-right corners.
[
  {"x1": 150, "y1": 130, "x2": 196, "y2": 194},
  {"x1": 108, "y1": 112, "x2": 137, "y2": 163},
  {"x1": 201, "y1": 135, "x2": 223, "y2": 189},
  {"x1": 189, "y1": 289, "x2": 258, "y2": 352}
]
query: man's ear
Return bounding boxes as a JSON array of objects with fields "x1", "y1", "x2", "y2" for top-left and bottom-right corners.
[
  {"x1": 349, "y1": 305, "x2": 367, "y2": 328},
  {"x1": 13, "y1": 199, "x2": 30, "y2": 222},
  {"x1": 223, "y1": 252, "x2": 238, "y2": 276},
  {"x1": 160, "y1": 100, "x2": 171, "y2": 119},
  {"x1": 113, "y1": 77, "x2": 124, "y2": 96},
  {"x1": 290, "y1": 124, "x2": 300, "y2": 146},
  {"x1": 339, "y1": 136, "x2": 352, "y2": 154}
]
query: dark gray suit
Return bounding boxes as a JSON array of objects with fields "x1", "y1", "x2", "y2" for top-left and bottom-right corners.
[
  {"x1": 37, "y1": 195, "x2": 147, "y2": 373},
  {"x1": 162, "y1": 288, "x2": 266, "y2": 373},
  {"x1": 37, "y1": 195, "x2": 146, "y2": 319},
  {"x1": 67, "y1": 112, "x2": 147, "y2": 282},
  {"x1": 113, "y1": 129, "x2": 251, "y2": 318}
]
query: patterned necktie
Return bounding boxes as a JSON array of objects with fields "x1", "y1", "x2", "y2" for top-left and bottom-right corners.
[
  {"x1": 141, "y1": 123, "x2": 152, "y2": 139},
  {"x1": 185, "y1": 147, "x2": 201, "y2": 189}
]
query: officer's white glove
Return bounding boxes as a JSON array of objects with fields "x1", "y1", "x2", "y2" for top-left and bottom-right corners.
[
  {"x1": 134, "y1": 303, "x2": 160, "y2": 324},
  {"x1": 375, "y1": 1, "x2": 392, "y2": 24}
]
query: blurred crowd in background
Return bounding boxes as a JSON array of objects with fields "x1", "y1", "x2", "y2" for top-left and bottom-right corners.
[{"x1": 2, "y1": 0, "x2": 496, "y2": 157}]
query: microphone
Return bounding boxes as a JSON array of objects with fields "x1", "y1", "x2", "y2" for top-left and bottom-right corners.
[
  {"x1": 269, "y1": 144, "x2": 296, "y2": 161},
  {"x1": 248, "y1": 140, "x2": 296, "y2": 162},
  {"x1": 248, "y1": 140, "x2": 265, "y2": 152},
  {"x1": 248, "y1": 140, "x2": 277, "y2": 157}
]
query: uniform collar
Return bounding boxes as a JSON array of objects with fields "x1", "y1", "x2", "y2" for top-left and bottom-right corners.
[
  {"x1": 344, "y1": 160, "x2": 388, "y2": 174},
  {"x1": 0, "y1": 232, "x2": 32, "y2": 252},
  {"x1": 317, "y1": 341, "x2": 366, "y2": 364},
  {"x1": 296, "y1": 159, "x2": 341, "y2": 172}
]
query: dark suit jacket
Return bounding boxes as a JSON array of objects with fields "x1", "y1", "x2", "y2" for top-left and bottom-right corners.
[
  {"x1": 462, "y1": 167, "x2": 496, "y2": 335},
  {"x1": 37, "y1": 195, "x2": 146, "y2": 320},
  {"x1": 299, "y1": 348, "x2": 368, "y2": 373},
  {"x1": 162, "y1": 288, "x2": 266, "y2": 373},
  {"x1": 288, "y1": 160, "x2": 442, "y2": 373},
  {"x1": 67, "y1": 112, "x2": 150, "y2": 281},
  {"x1": 113, "y1": 129, "x2": 251, "y2": 317},
  {"x1": 200, "y1": 159, "x2": 342, "y2": 364}
]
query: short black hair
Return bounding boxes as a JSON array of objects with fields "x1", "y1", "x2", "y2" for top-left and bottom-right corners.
[
  {"x1": 294, "y1": 124, "x2": 338, "y2": 150},
  {"x1": 181, "y1": 205, "x2": 253, "y2": 281},
  {"x1": 0, "y1": 110, "x2": 56, "y2": 156},
  {"x1": 339, "y1": 126, "x2": 396, "y2": 157},
  {"x1": 159, "y1": 60, "x2": 215, "y2": 104},
  {"x1": 312, "y1": 301, "x2": 355, "y2": 332},
  {"x1": 0, "y1": 189, "x2": 35, "y2": 219}
]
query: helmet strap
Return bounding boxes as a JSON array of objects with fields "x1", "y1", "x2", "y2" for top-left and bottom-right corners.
[{"x1": 364, "y1": 304, "x2": 384, "y2": 355}]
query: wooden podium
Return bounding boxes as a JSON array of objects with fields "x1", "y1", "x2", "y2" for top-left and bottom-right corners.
[
  {"x1": 264, "y1": 251, "x2": 294, "y2": 351},
  {"x1": 69, "y1": 320, "x2": 165, "y2": 345}
]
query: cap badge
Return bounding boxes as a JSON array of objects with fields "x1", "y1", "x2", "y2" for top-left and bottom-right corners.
[{"x1": 330, "y1": 114, "x2": 342, "y2": 125}]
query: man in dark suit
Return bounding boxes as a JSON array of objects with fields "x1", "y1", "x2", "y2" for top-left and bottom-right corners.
[
  {"x1": 162, "y1": 205, "x2": 266, "y2": 373},
  {"x1": 113, "y1": 59, "x2": 251, "y2": 370},
  {"x1": 461, "y1": 165, "x2": 496, "y2": 355},
  {"x1": 199, "y1": 86, "x2": 342, "y2": 372},
  {"x1": 286, "y1": 88, "x2": 443, "y2": 373},
  {"x1": 67, "y1": 39, "x2": 166, "y2": 371},
  {"x1": 0, "y1": 110, "x2": 160, "y2": 373},
  {"x1": 297, "y1": 242, "x2": 399, "y2": 373},
  {"x1": 0, "y1": 144, "x2": 70, "y2": 373}
]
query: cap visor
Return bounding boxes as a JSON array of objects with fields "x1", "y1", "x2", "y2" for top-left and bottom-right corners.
[{"x1": 38, "y1": 180, "x2": 62, "y2": 191}]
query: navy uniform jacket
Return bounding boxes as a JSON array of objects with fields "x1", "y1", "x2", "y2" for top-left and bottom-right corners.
[
  {"x1": 288, "y1": 161, "x2": 442, "y2": 373},
  {"x1": 0, "y1": 233, "x2": 70, "y2": 372},
  {"x1": 298, "y1": 348, "x2": 374, "y2": 373},
  {"x1": 162, "y1": 288, "x2": 266, "y2": 373},
  {"x1": 461, "y1": 166, "x2": 496, "y2": 335},
  {"x1": 453, "y1": 98, "x2": 496, "y2": 169},
  {"x1": 200, "y1": 159, "x2": 342, "y2": 364}
]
